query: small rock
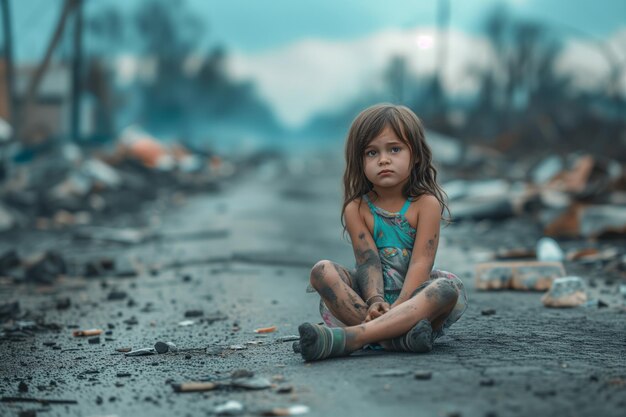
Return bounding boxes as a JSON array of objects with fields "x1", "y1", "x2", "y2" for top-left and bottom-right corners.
[
  {"x1": 95, "y1": 396, "x2": 103, "y2": 405},
  {"x1": 480, "y1": 378, "x2": 495, "y2": 386},
  {"x1": 116, "y1": 347, "x2": 131, "y2": 353},
  {"x1": 184, "y1": 310, "x2": 203, "y2": 318},
  {"x1": 18, "y1": 381, "x2": 28, "y2": 392},
  {"x1": 541, "y1": 276, "x2": 588, "y2": 308},
  {"x1": 231, "y1": 369, "x2": 254, "y2": 379},
  {"x1": 88, "y1": 337, "x2": 101, "y2": 344},
  {"x1": 116, "y1": 372, "x2": 131, "y2": 377},
  {"x1": 228, "y1": 345, "x2": 247, "y2": 350},
  {"x1": 56, "y1": 298, "x2": 71, "y2": 310},
  {"x1": 414, "y1": 371, "x2": 432, "y2": 380},
  {"x1": 537, "y1": 237, "x2": 564, "y2": 262},
  {"x1": 214, "y1": 400, "x2": 244, "y2": 415},
  {"x1": 107, "y1": 290, "x2": 127, "y2": 301},
  {"x1": 277, "y1": 385, "x2": 294, "y2": 394},
  {"x1": 154, "y1": 341, "x2": 177, "y2": 354},
  {"x1": 481, "y1": 308, "x2": 496, "y2": 316}
]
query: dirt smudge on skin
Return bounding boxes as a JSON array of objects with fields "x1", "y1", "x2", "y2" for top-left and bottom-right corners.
[{"x1": 424, "y1": 279, "x2": 458, "y2": 305}]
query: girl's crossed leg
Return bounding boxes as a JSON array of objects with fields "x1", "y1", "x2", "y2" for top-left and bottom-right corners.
[{"x1": 305, "y1": 260, "x2": 460, "y2": 361}]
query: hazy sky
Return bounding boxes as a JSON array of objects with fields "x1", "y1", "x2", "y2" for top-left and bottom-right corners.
[
  {"x1": 8, "y1": 0, "x2": 626, "y2": 60},
  {"x1": 6, "y1": 0, "x2": 626, "y2": 127}
]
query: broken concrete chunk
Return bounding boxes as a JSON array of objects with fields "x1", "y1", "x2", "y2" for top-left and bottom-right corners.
[
  {"x1": 541, "y1": 276, "x2": 588, "y2": 308},
  {"x1": 475, "y1": 261, "x2": 566, "y2": 291}
]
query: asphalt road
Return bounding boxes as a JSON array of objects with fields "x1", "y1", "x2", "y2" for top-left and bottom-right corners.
[{"x1": 1, "y1": 155, "x2": 625, "y2": 417}]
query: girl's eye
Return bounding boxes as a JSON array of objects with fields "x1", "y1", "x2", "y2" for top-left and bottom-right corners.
[
  {"x1": 366, "y1": 150, "x2": 377, "y2": 157},
  {"x1": 391, "y1": 146, "x2": 401, "y2": 153}
]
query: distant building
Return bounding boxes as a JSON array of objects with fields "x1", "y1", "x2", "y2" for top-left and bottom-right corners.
[{"x1": 0, "y1": 60, "x2": 95, "y2": 144}]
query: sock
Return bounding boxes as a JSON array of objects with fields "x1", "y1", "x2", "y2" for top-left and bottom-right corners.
[
  {"x1": 292, "y1": 341, "x2": 301, "y2": 353},
  {"x1": 298, "y1": 323, "x2": 348, "y2": 361},
  {"x1": 389, "y1": 319, "x2": 433, "y2": 353}
]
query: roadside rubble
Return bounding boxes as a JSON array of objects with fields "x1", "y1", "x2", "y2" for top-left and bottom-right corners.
[
  {"x1": 439, "y1": 147, "x2": 625, "y2": 309},
  {"x1": 0, "y1": 125, "x2": 234, "y2": 233},
  {"x1": 445, "y1": 152, "x2": 626, "y2": 239}
]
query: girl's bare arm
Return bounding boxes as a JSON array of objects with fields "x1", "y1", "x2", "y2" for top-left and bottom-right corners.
[
  {"x1": 393, "y1": 195, "x2": 441, "y2": 307},
  {"x1": 344, "y1": 200, "x2": 384, "y2": 303}
]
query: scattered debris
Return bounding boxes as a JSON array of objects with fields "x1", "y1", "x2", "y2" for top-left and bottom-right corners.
[
  {"x1": 124, "y1": 347, "x2": 157, "y2": 357},
  {"x1": 414, "y1": 371, "x2": 433, "y2": 380},
  {"x1": 475, "y1": 261, "x2": 566, "y2": 291},
  {"x1": 261, "y1": 405, "x2": 310, "y2": 416},
  {"x1": 154, "y1": 341, "x2": 177, "y2": 354},
  {"x1": 178, "y1": 320, "x2": 195, "y2": 326},
  {"x1": 481, "y1": 308, "x2": 497, "y2": 316},
  {"x1": 277, "y1": 335, "x2": 299, "y2": 342},
  {"x1": 541, "y1": 277, "x2": 588, "y2": 308},
  {"x1": 536, "y1": 237, "x2": 564, "y2": 262},
  {"x1": 255, "y1": 326, "x2": 277, "y2": 334},
  {"x1": 171, "y1": 382, "x2": 218, "y2": 393},
  {"x1": 214, "y1": 400, "x2": 244, "y2": 415},
  {"x1": 72, "y1": 329, "x2": 103, "y2": 337},
  {"x1": 184, "y1": 310, "x2": 203, "y2": 318},
  {"x1": 230, "y1": 376, "x2": 272, "y2": 390}
]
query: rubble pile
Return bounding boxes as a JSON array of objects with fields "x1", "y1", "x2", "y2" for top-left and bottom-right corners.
[
  {"x1": 436, "y1": 143, "x2": 626, "y2": 309},
  {"x1": 444, "y1": 151, "x2": 626, "y2": 239},
  {"x1": 0, "y1": 126, "x2": 234, "y2": 233}
]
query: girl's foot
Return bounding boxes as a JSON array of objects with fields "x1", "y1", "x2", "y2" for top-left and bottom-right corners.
[
  {"x1": 298, "y1": 322, "x2": 349, "y2": 361},
  {"x1": 389, "y1": 319, "x2": 433, "y2": 353}
]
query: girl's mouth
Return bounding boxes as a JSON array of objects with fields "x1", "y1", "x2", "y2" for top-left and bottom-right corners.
[{"x1": 378, "y1": 170, "x2": 393, "y2": 176}]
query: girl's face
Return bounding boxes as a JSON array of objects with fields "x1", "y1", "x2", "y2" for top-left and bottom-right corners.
[{"x1": 363, "y1": 125, "x2": 413, "y2": 192}]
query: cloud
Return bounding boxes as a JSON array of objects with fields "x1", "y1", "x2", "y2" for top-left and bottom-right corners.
[
  {"x1": 226, "y1": 27, "x2": 493, "y2": 128},
  {"x1": 226, "y1": 26, "x2": 626, "y2": 128},
  {"x1": 555, "y1": 28, "x2": 626, "y2": 93}
]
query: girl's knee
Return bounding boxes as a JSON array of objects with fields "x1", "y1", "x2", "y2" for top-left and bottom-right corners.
[
  {"x1": 426, "y1": 278, "x2": 459, "y2": 307},
  {"x1": 310, "y1": 260, "x2": 333, "y2": 288}
]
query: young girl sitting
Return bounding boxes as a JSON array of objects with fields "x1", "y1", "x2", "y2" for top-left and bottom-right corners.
[{"x1": 297, "y1": 103, "x2": 468, "y2": 361}]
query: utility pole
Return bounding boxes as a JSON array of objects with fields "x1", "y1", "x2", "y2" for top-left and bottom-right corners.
[
  {"x1": 1, "y1": 0, "x2": 15, "y2": 132},
  {"x1": 435, "y1": 0, "x2": 450, "y2": 114},
  {"x1": 70, "y1": 0, "x2": 83, "y2": 142}
]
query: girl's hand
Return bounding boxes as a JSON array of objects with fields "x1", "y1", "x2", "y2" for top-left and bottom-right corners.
[{"x1": 364, "y1": 301, "x2": 390, "y2": 322}]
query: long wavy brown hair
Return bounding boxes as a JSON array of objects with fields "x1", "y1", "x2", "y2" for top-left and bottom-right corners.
[{"x1": 341, "y1": 103, "x2": 450, "y2": 231}]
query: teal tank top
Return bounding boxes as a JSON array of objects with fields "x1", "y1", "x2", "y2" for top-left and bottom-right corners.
[{"x1": 362, "y1": 195, "x2": 417, "y2": 293}]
